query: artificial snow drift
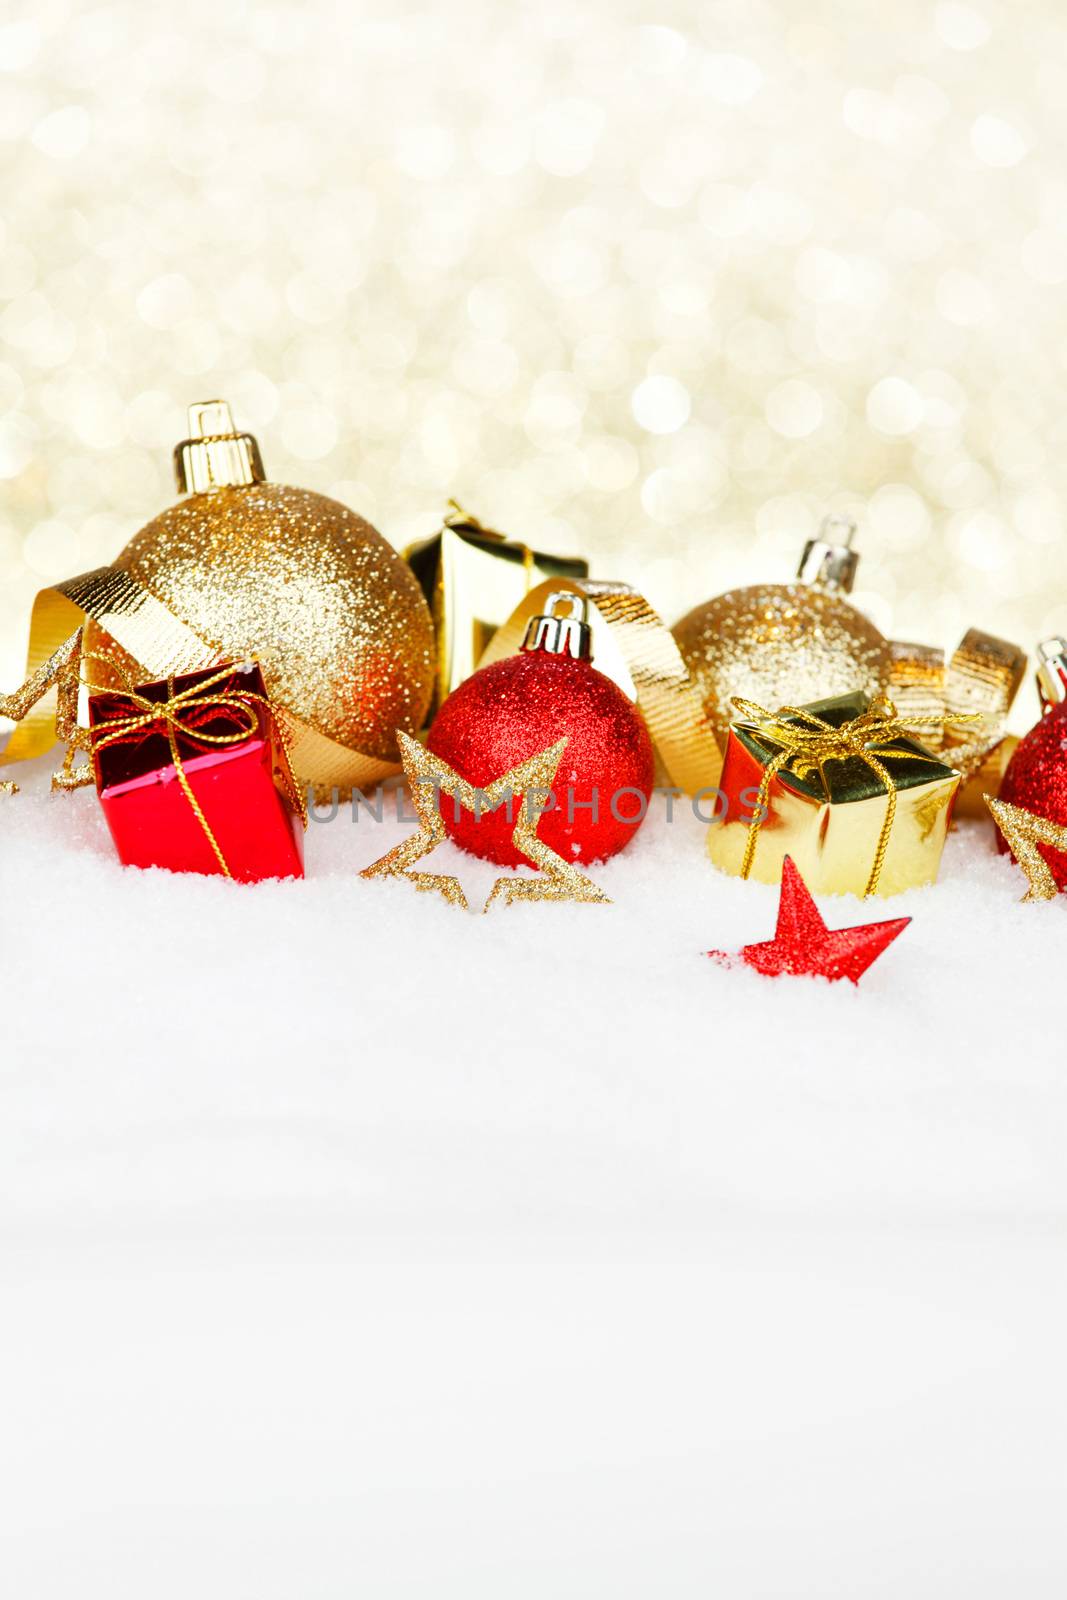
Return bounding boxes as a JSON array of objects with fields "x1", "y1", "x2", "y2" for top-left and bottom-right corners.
[{"x1": 3, "y1": 758, "x2": 1065, "y2": 1598}]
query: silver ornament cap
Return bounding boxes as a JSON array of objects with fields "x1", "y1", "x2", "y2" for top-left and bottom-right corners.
[
  {"x1": 521, "y1": 590, "x2": 592, "y2": 661},
  {"x1": 796, "y1": 514, "x2": 860, "y2": 594},
  {"x1": 1036, "y1": 636, "x2": 1067, "y2": 709}
]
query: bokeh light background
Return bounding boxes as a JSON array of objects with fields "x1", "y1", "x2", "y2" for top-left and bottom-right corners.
[{"x1": 2, "y1": 0, "x2": 1064, "y2": 716}]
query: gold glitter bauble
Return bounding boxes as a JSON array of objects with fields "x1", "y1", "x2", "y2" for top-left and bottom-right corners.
[
  {"x1": 673, "y1": 581, "x2": 891, "y2": 749},
  {"x1": 86, "y1": 402, "x2": 434, "y2": 774}
]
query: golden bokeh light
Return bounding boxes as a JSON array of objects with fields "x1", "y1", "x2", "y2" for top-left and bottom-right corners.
[{"x1": 1, "y1": 0, "x2": 1063, "y2": 721}]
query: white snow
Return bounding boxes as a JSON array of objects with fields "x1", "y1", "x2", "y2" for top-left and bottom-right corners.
[{"x1": 2, "y1": 757, "x2": 1065, "y2": 1597}]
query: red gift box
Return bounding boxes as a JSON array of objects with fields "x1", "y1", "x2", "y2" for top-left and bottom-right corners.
[{"x1": 88, "y1": 662, "x2": 305, "y2": 882}]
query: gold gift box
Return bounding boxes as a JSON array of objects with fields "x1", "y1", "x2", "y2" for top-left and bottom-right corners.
[
  {"x1": 706, "y1": 692, "x2": 962, "y2": 897},
  {"x1": 405, "y1": 506, "x2": 588, "y2": 715}
]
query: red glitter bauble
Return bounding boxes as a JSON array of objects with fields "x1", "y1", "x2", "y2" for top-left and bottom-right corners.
[
  {"x1": 426, "y1": 650, "x2": 655, "y2": 866},
  {"x1": 997, "y1": 704, "x2": 1067, "y2": 889}
]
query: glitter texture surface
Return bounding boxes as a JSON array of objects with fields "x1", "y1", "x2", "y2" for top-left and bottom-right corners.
[
  {"x1": 673, "y1": 580, "x2": 891, "y2": 746},
  {"x1": 427, "y1": 650, "x2": 655, "y2": 865},
  {"x1": 994, "y1": 703, "x2": 1067, "y2": 890},
  {"x1": 89, "y1": 481, "x2": 434, "y2": 761},
  {"x1": 987, "y1": 794, "x2": 1067, "y2": 901}
]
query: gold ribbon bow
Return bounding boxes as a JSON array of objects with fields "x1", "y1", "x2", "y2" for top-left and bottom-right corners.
[
  {"x1": 83, "y1": 657, "x2": 306, "y2": 880},
  {"x1": 732, "y1": 694, "x2": 983, "y2": 898}
]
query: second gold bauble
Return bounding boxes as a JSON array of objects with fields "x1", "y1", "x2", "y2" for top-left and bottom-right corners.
[{"x1": 672, "y1": 515, "x2": 891, "y2": 748}]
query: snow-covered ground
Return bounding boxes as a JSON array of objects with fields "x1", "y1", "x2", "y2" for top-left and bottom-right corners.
[{"x1": 2, "y1": 756, "x2": 1065, "y2": 1597}]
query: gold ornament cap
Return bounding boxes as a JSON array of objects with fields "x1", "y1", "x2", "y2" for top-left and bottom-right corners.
[
  {"x1": 173, "y1": 400, "x2": 265, "y2": 495},
  {"x1": 521, "y1": 591, "x2": 593, "y2": 661},
  {"x1": 1036, "y1": 636, "x2": 1067, "y2": 710},
  {"x1": 796, "y1": 514, "x2": 860, "y2": 593}
]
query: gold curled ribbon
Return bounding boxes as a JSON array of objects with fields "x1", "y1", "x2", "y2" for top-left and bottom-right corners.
[
  {"x1": 885, "y1": 640, "x2": 947, "y2": 730},
  {"x1": 888, "y1": 629, "x2": 1026, "y2": 745},
  {"x1": 83, "y1": 656, "x2": 307, "y2": 880},
  {"x1": 732, "y1": 695, "x2": 983, "y2": 899},
  {"x1": 0, "y1": 565, "x2": 399, "y2": 791},
  {"x1": 887, "y1": 629, "x2": 1027, "y2": 815},
  {"x1": 478, "y1": 577, "x2": 723, "y2": 797}
]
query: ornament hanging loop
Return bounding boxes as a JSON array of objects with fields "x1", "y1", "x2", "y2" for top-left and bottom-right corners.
[
  {"x1": 173, "y1": 400, "x2": 265, "y2": 494},
  {"x1": 521, "y1": 590, "x2": 592, "y2": 661}
]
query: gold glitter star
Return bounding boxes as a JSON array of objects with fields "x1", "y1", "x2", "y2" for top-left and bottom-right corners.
[
  {"x1": 361, "y1": 731, "x2": 610, "y2": 912},
  {"x1": 986, "y1": 795, "x2": 1067, "y2": 903}
]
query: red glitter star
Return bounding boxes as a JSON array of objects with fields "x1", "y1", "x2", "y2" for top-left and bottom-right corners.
[{"x1": 709, "y1": 856, "x2": 911, "y2": 984}]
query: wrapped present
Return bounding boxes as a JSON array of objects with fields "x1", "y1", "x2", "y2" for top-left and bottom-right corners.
[
  {"x1": 88, "y1": 661, "x2": 306, "y2": 881},
  {"x1": 405, "y1": 503, "x2": 589, "y2": 713},
  {"x1": 705, "y1": 691, "x2": 963, "y2": 898}
]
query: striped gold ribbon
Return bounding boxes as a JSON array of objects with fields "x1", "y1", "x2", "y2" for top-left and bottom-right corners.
[{"x1": 887, "y1": 627, "x2": 1026, "y2": 814}]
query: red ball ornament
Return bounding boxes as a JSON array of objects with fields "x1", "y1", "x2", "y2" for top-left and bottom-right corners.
[
  {"x1": 996, "y1": 637, "x2": 1067, "y2": 889},
  {"x1": 426, "y1": 591, "x2": 655, "y2": 866}
]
